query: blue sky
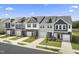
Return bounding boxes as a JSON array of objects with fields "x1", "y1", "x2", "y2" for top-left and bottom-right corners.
[{"x1": 0, "y1": 4, "x2": 79, "y2": 21}]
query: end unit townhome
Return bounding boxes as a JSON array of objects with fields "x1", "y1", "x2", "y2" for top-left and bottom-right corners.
[{"x1": 5, "y1": 16, "x2": 72, "y2": 40}]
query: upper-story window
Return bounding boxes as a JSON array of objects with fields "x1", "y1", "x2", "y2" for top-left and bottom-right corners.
[
  {"x1": 16, "y1": 23, "x2": 25, "y2": 29},
  {"x1": 55, "y1": 25, "x2": 58, "y2": 29},
  {"x1": 27, "y1": 24, "x2": 31, "y2": 27},
  {"x1": 33, "y1": 24, "x2": 37, "y2": 28},
  {"x1": 69, "y1": 25, "x2": 70, "y2": 29},
  {"x1": 5, "y1": 23, "x2": 10, "y2": 28},
  {"x1": 63, "y1": 25, "x2": 66, "y2": 29},
  {"x1": 47, "y1": 25, "x2": 52, "y2": 28},
  {"x1": 40, "y1": 25, "x2": 44, "y2": 28},
  {"x1": 50, "y1": 25, "x2": 52, "y2": 28},
  {"x1": 59, "y1": 25, "x2": 62, "y2": 29},
  {"x1": 47, "y1": 26, "x2": 49, "y2": 28},
  {"x1": 55, "y1": 24, "x2": 66, "y2": 30},
  {"x1": 43, "y1": 26, "x2": 44, "y2": 28},
  {"x1": 11, "y1": 24, "x2": 14, "y2": 27}
]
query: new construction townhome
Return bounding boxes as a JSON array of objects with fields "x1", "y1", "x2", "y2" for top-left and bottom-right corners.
[{"x1": 5, "y1": 16, "x2": 72, "y2": 40}]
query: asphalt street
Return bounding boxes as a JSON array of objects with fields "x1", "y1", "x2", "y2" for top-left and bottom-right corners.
[{"x1": 0, "y1": 42, "x2": 54, "y2": 54}]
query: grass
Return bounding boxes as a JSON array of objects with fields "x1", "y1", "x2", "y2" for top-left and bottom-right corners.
[
  {"x1": 9, "y1": 36, "x2": 23, "y2": 40},
  {"x1": 71, "y1": 32, "x2": 79, "y2": 50},
  {"x1": 75, "y1": 52, "x2": 79, "y2": 54},
  {"x1": 73, "y1": 28, "x2": 79, "y2": 30},
  {"x1": 0, "y1": 34, "x2": 10, "y2": 38},
  {"x1": 3, "y1": 40, "x2": 10, "y2": 43},
  {"x1": 23, "y1": 36, "x2": 37, "y2": 43},
  {"x1": 17, "y1": 42, "x2": 26, "y2": 45},
  {"x1": 37, "y1": 46, "x2": 59, "y2": 52},
  {"x1": 40, "y1": 38, "x2": 61, "y2": 47}
]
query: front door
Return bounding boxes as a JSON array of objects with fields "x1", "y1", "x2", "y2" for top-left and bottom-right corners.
[{"x1": 10, "y1": 30, "x2": 15, "y2": 35}]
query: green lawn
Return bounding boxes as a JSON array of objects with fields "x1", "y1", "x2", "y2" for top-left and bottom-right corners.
[
  {"x1": 40, "y1": 38, "x2": 61, "y2": 47},
  {"x1": 9, "y1": 36, "x2": 23, "y2": 40},
  {"x1": 71, "y1": 32, "x2": 79, "y2": 50},
  {"x1": 73, "y1": 28, "x2": 79, "y2": 30},
  {"x1": 0, "y1": 35, "x2": 10, "y2": 38},
  {"x1": 37, "y1": 46, "x2": 59, "y2": 52},
  {"x1": 23, "y1": 36, "x2": 37, "y2": 43},
  {"x1": 17, "y1": 42, "x2": 26, "y2": 45}
]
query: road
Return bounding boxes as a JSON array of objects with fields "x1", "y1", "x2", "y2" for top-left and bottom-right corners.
[{"x1": 0, "y1": 42, "x2": 54, "y2": 54}]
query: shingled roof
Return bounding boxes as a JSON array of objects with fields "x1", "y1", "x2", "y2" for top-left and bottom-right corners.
[{"x1": 4, "y1": 16, "x2": 72, "y2": 24}]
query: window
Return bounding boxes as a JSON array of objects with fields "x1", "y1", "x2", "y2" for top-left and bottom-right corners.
[
  {"x1": 27, "y1": 24, "x2": 31, "y2": 27},
  {"x1": 47, "y1": 26, "x2": 49, "y2": 28},
  {"x1": 50, "y1": 25, "x2": 52, "y2": 28},
  {"x1": 55, "y1": 25, "x2": 58, "y2": 29},
  {"x1": 16, "y1": 23, "x2": 25, "y2": 29},
  {"x1": 69, "y1": 25, "x2": 70, "y2": 29},
  {"x1": 55, "y1": 24, "x2": 66, "y2": 30},
  {"x1": 59, "y1": 25, "x2": 62, "y2": 29},
  {"x1": 33, "y1": 24, "x2": 37, "y2": 28},
  {"x1": 63, "y1": 25, "x2": 66, "y2": 29},
  {"x1": 5, "y1": 23, "x2": 10, "y2": 28},
  {"x1": 43, "y1": 26, "x2": 44, "y2": 28},
  {"x1": 11, "y1": 24, "x2": 14, "y2": 27}
]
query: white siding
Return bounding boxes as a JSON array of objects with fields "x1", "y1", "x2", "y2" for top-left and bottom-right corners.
[
  {"x1": 68, "y1": 24, "x2": 72, "y2": 32},
  {"x1": 39, "y1": 23, "x2": 54, "y2": 38}
]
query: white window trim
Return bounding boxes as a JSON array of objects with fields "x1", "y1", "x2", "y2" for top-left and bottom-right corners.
[{"x1": 55, "y1": 24, "x2": 66, "y2": 30}]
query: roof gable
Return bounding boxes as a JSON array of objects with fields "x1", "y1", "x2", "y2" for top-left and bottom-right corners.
[{"x1": 55, "y1": 19, "x2": 67, "y2": 24}]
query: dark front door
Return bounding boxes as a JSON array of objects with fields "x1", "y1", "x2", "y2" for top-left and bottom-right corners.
[
  {"x1": 22, "y1": 30, "x2": 26, "y2": 36},
  {"x1": 10, "y1": 29, "x2": 15, "y2": 36}
]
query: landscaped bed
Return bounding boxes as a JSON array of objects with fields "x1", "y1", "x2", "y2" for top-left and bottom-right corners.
[
  {"x1": 37, "y1": 46, "x2": 59, "y2": 52},
  {"x1": 3, "y1": 40, "x2": 11, "y2": 43},
  {"x1": 9, "y1": 36, "x2": 23, "y2": 40},
  {"x1": 40, "y1": 38, "x2": 61, "y2": 47},
  {"x1": 71, "y1": 32, "x2": 79, "y2": 50},
  {"x1": 17, "y1": 42, "x2": 26, "y2": 45},
  {"x1": 23, "y1": 36, "x2": 37, "y2": 43},
  {"x1": 0, "y1": 34, "x2": 10, "y2": 38}
]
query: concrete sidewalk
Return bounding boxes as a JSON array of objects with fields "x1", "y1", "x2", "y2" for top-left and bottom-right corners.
[{"x1": 27, "y1": 38, "x2": 45, "y2": 48}]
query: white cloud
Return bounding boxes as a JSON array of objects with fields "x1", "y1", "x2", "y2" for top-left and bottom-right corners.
[
  {"x1": 4, "y1": 14, "x2": 9, "y2": 16},
  {"x1": 71, "y1": 6, "x2": 78, "y2": 8},
  {"x1": 31, "y1": 12, "x2": 35, "y2": 15},
  {"x1": 69, "y1": 9, "x2": 74, "y2": 12},
  {"x1": 5, "y1": 7, "x2": 14, "y2": 10}
]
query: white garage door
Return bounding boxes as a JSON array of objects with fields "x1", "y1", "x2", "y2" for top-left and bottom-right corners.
[
  {"x1": 27, "y1": 31, "x2": 32, "y2": 37},
  {"x1": 16, "y1": 30, "x2": 21, "y2": 36},
  {"x1": 7, "y1": 30, "x2": 10, "y2": 34},
  {"x1": 62, "y1": 34, "x2": 70, "y2": 41},
  {"x1": 39, "y1": 32, "x2": 46, "y2": 38}
]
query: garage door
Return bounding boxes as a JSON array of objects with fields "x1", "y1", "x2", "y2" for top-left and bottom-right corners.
[
  {"x1": 16, "y1": 30, "x2": 21, "y2": 36},
  {"x1": 27, "y1": 31, "x2": 32, "y2": 37},
  {"x1": 62, "y1": 34, "x2": 70, "y2": 42},
  {"x1": 39, "y1": 32, "x2": 46, "y2": 38}
]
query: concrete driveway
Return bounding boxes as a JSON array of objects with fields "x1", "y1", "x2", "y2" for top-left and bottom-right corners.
[{"x1": 60, "y1": 35, "x2": 74, "y2": 54}]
